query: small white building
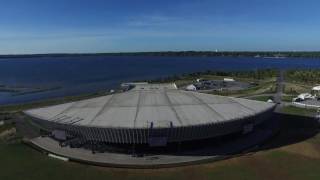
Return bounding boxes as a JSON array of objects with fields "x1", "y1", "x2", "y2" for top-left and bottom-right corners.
[
  {"x1": 312, "y1": 86, "x2": 320, "y2": 96},
  {"x1": 293, "y1": 93, "x2": 315, "y2": 102},
  {"x1": 223, "y1": 78, "x2": 235, "y2": 82},
  {"x1": 267, "y1": 99, "x2": 274, "y2": 103},
  {"x1": 185, "y1": 84, "x2": 197, "y2": 91}
]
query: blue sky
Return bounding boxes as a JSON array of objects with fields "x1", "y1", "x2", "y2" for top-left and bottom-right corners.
[{"x1": 0, "y1": 0, "x2": 320, "y2": 54}]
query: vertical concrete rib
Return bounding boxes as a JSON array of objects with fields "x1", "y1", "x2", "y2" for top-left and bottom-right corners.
[
  {"x1": 185, "y1": 91, "x2": 226, "y2": 123},
  {"x1": 230, "y1": 98, "x2": 256, "y2": 113},
  {"x1": 109, "y1": 129, "x2": 114, "y2": 143},
  {"x1": 163, "y1": 90, "x2": 184, "y2": 126},
  {"x1": 124, "y1": 128, "x2": 128, "y2": 143},
  {"x1": 133, "y1": 91, "x2": 142, "y2": 129},
  {"x1": 127, "y1": 129, "x2": 131, "y2": 144},
  {"x1": 115, "y1": 129, "x2": 120, "y2": 143},
  {"x1": 88, "y1": 94, "x2": 117, "y2": 125},
  {"x1": 49, "y1": 102, "x2": 77, "y2": 121},
  {"x1": 108, "y1": 128, "x2": 113, "y2": 142},
  {"x1": 120, "y1": 129, "x2": 124, "y2": 144}
]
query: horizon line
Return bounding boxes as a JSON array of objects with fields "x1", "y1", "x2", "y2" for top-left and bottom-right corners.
[{"x1": 1, "y1": 50, "x2": 320, "y2": 56}]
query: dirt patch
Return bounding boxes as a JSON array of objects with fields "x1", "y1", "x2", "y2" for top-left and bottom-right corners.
[
  {"x1": 240, "y1": 154, "x2": 290, "y2": 180},
  {"x1": 279, "y1": 142, "x2": 320, "y2": 159},
  {"x1": 90, "y1": 151, "x2": 281, "y2": 178},
  {"x1": 284, "y1": 82, "x2": 311, "y2": 94},
  {"x1": 0, "y1": 128, "x2": 16, "y2": 139}
]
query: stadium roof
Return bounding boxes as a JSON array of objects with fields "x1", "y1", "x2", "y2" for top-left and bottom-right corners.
[{"x1": 24, "y1": 83, "x2": 275, "y2": 129}]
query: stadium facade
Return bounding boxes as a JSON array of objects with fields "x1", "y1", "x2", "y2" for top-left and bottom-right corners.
[{"x1": 24, "y1": 83, "x2": 275, "y2": 148}]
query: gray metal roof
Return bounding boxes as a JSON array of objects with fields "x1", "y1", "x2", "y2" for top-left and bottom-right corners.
[{"x1": 24, "y1": 83, "x2": 275, "y2": 129}]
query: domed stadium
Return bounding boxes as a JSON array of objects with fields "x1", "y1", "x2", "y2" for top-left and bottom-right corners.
[{"x1": 24, "y1": 83, "x2": 275, "y2": 149}]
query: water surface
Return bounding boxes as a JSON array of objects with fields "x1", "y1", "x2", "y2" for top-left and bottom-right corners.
[{"x1": 1, "y1": 56, "x2": 320, "y2": 105}]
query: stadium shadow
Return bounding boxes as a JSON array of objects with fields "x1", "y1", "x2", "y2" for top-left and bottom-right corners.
[
  {"x1": 143, "y1": 112, "x2": 319, "y2": 157},
  {"x1": 257, "y1": 112, "x2": 319, "y2": 151}
]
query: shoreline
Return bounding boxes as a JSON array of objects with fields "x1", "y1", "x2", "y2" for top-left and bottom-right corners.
[
  {"x1": 0, "y1": 91, "x2": 108, "y2": 112},
  {"x1": 2, "y1": 51, "x2": 320, "y2": 59}
]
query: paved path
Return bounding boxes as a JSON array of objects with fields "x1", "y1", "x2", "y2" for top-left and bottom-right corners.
[
  {"x1": 26, "y1": 127, "x2": 274, "y2": 168},
  {"x1": 273, "y1": 70, "x2": 285, "y2": 112},
  {"x1": 28, "y1": 137, "x2": 220, "y2": 168},
  {"x1": 242, "y1": 93, "x2": 275, "y2": 99},
  {"x1": 241, "y1": 70, "x2": 286, "y2": 112}
]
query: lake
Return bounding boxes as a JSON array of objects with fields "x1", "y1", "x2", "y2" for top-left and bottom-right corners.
[{"x1": 1, "y1": 56, "x2": 320, "y2": 105}]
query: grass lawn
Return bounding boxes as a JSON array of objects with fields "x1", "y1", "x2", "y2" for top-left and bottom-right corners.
[
  {"x1": 282, "y1": 95, "x2": 295, "y2": 102},
  {"x1": 284, "y1": 82, "x2": 312, "y2": 95},
  {"x1": 280, "y1": 105, "x2": 316, "y2": 117},
  {"x1": 1, "y1": 142, "x2": 320, "y2": 180},
  {"x1": 248, "y1": 96, "x2": 273, "y2": 102},
  {"x1": 0, "y1": 123, "x2": 14, "y2": 133}
]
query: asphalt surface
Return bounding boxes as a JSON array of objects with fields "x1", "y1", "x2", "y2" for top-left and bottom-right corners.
[
  {"x1": 27, "y1": 127, "x2": 275, "y2": 168},
  {"x1": 273, "y1": 70, "x2": 285, "y2": 112},
  {"x1": 242, "y1": 70, "x2": 284, "y2": 112},
  {"x1": 275, "y1": 70, "x2": 284, "y2": 102}
]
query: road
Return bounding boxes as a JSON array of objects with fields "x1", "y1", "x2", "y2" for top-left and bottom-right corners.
[
  {"x1": 242, "y1": 70, "x2": 285, "y2": 106},
  {"x1": 274, "y1": 70, "x2": 284, "y2": 103},
  {"x1": 273, "y1": 70, "x2": 285, "y2": 112}
]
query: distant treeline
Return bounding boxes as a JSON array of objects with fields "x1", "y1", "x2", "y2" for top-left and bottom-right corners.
[
  {"x1": 2, "y1": 51, "x2": 320, "y2": 59},
  {"x1": 149, "y1": 69, "x2": 278, "y2": 83},
  {"x1": 286, "y1": 69, "x2": 320, "y2": 84}
]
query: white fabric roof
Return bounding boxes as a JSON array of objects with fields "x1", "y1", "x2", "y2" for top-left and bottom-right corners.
[
  {"x1": 24, "y1": 83, "x2": 275, "y2": 129},
  {"x1": 312, "y1": 86, "x2": 320, "y2": 91}
]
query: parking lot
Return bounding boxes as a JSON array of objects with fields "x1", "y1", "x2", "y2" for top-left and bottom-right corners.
[{"x1": 190, "y1": 80, "x2": 254, "y2": 92}]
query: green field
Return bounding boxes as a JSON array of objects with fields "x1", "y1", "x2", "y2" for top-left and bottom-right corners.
[
  {"x1": 282, "y1": 95, "x2": 295, "y2": 102},
  {"x1": 1, "y1": 140, "x2": 320, "y2": 180},
  {"x1": 280, "y1": 105, "x2": 316, "y2": 117}
]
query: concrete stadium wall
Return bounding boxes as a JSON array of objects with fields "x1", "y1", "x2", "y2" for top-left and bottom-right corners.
[{"x1": 29, "y1": 107, "x2": 274, "y2": 144}]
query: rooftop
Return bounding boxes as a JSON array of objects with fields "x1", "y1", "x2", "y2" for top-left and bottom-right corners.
[{"x1": 24, "y1": 83, "x2": 275, "y2": 129}]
